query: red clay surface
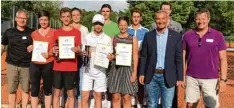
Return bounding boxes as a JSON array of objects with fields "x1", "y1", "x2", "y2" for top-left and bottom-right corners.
[
  {"x1": 226, "y1": 43, "x2": 234, "y2": 48},
  {"x1": 1, "y1": 49, "x2": 234, "y2": 107}
]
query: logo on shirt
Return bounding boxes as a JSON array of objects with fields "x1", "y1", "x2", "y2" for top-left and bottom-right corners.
[
  {"x1": 206, "y1": 39, "x2": 214, "y2": 43},
  {"x1": 22, "y1": 36, "x2": 27, "y2": 40}
]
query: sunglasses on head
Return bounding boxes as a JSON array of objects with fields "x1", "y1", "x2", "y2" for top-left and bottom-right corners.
[{"x1": 198, "y1": 38, "x2": 202, "y2": 47}]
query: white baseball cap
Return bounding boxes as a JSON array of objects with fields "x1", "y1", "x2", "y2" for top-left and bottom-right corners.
[{"x1": 92, "y1": 14, "x2": 105, "y2": 24}]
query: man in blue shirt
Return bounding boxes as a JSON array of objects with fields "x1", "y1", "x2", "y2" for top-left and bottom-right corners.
[
  {"x1": 127, "y1": 8, "x2": 148, "y2": 108},
  {"x1": 139, "y1": 10, "x2": 183, "y2": 108},
  {"x1": 128, "y1": 8, "x2": 149, "y2": 52}
]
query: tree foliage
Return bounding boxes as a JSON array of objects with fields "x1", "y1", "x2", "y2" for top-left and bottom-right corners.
[
  {"x1": 193, "y1": 1, "x2": 234, "y2": 35},
  {"x1": 124, "y1": 1, "x2": 194, "y2": 29},
  {"x1": 1, "y1": 1, "x2": 62, "y2": 20},
  {"x1": 124, "y1": 1, "x2": 234, "y2": 35},
  {"x1": 2, "y1": 1, "x2": 234, "y2": 35}
]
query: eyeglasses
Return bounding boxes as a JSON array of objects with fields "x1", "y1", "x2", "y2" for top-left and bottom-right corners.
[
  {"x1": 198, "y1": 38, "x2": 202, "y2": 47},
  {"x1": 17, "y1": 17, "x2": 27, "y2": 20}
]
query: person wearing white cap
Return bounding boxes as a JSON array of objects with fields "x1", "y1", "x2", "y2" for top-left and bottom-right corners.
[{"x1": 81, "y1": 14, "x2": 113, "y2": 108}]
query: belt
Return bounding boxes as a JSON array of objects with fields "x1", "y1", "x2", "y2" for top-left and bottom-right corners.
[{"x1": 155, "y1": 69, "x2": 164, "y2": 74}]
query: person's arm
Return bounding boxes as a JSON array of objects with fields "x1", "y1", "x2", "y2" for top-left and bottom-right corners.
[
  {"x1": 131, "y1": 36, "x2": 138, "y2": 83},
  {"x1": 52, "y1": 31, "x2": 59, "y2": 55},
  {"x1": 107, "y1": 37, "x2": 115, "y2": 61},
  {"x1": 47, "y1": 30, "x2": 56, "y2": 58},
  {"x1": 182, "y1": 34, "x2": 188, "y2": 81},
  {"x1": 27, "y1": 32, "x2": 34, "y2": 53},
  {"x1": 176, "y1": 34, "x2": 183, "y2": 82},
  {"x1": 219, "y1": 50, "x2": 227, "y2": 93},
  {"x1": 219, "y1": 50, "x2": 227, "y2": 80},
  {"x1": 1, "y1": 45, "x2": 6, "y2": 55},
  {"x1": 183, "y1": 50, "x2": 187, "y2": 80},
  {"x1": 1, "y1": 29, "x2": 9, "y2": 55},
  {"x1": 72, "y1": 31, "x2": 82, "y2": 54},
  {"x1": 139, "y1": 33, "x2": 148, "y2": 85},
  {"x1": 216, "y1": 32, "x2": 227, "y2": 93}
]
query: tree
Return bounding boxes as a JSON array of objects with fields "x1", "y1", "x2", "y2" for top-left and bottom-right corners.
[
  {"x1": 81, "y1": 10, "x2": 97, "y2": 31},
  {"x1": 123, "y1": 1, "x2": 194, "y2": 29},
  {"x1": 1, "y1": 1, "x2": 62, "y2": 28},
  {"x1": 192, "y1": 1, "x2": 234, "y2": 35}
]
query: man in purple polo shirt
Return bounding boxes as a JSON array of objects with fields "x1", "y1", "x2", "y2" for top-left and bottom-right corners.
[{"x1": 183, "y1": 9, "x2": 227, "y2": 108}]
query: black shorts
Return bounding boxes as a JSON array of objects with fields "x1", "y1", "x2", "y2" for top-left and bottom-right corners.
[
  {"x1": 30, "y1": 62, "x2": 53, "y2": 97},
  {"x1": 53, "y1": 71, "x2": 77, "y2": 90}
]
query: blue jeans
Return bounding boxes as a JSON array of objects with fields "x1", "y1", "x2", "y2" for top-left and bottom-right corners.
[{"x1": 146, "y1": 73, "x2": 175, "y2": 108}]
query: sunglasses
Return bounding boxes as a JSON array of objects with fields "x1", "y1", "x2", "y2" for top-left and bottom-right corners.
[{"x1": 198, "y1": 38, "x2": 202, "y2": 47}]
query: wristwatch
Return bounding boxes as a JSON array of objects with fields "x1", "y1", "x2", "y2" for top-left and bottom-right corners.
[{"x1": 221, "y1": 79, "x2": 228, "y2": 82}]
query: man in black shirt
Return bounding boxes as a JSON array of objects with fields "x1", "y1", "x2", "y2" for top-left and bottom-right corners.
[{"x1": 1, "y1": 9, "x2": 33, "y2": 108}]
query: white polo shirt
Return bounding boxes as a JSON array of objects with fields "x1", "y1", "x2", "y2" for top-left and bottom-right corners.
[{"x1": 84, "y1": 32, "x2": 113, "y2": 78}]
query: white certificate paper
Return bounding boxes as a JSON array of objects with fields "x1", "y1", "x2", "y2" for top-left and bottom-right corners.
[
  {"x1": 31, "y1": 41, "x2": 48, "y2": 62},
  {"x1": 116, "y1": 43, "x2": 132, "y2": 66},
  {"x1": 59, "y1": 36, "x2": 75, "y2": 59},
  {"x1": 94, "y1": 44, "x2": 112, "y2": 68}
]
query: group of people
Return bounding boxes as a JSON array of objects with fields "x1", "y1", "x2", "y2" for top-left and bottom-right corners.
[{"x1": 1, "y1": 2, "x2": 228, "y2": 108}]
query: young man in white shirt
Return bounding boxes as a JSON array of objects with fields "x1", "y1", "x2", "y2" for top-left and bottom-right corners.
[{"x1": 81, "y1": 14, "x2": 113, "y2": 108}]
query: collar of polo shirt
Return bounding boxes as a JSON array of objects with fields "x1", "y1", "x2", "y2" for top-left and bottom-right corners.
[
  {"x1": 156, "y1": 28, "x2": 169, "y2": 36},
  {"x1": 91, "y1": 32, "x2": 105, "y2": 39},
  {"x1": 193, "y1": 27, "x2": 212, "y2": 35},
  {"x1": 128, "y1": 24, "x2": 143, "y2": 30}
]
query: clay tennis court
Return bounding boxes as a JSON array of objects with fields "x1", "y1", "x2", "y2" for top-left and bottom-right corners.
[{"x1": 1, "y1": 44, "x2": 234, "y2": 107}]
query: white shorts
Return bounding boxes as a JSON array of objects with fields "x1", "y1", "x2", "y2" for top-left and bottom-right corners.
[
  {"x1": 82, "y1": 71, "x2": 106, "y2": 92},
  {"x1": 185, "y1": 76, "x2": 219, "y2": 108}
]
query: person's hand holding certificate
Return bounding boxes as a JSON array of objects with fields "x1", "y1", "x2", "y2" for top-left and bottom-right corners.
[
  {"x1": 116, "y1": 43, "x2": 132, "y2": 66},
  {"x1": 94, "y1": 44, "x2": 112, "y2": 68},
  {"x1": 31, "y1": 41, "x2": 48, "y2": 62},
  {"x1": 59, "y1": 36, "x2": 75, "y2": 59}
]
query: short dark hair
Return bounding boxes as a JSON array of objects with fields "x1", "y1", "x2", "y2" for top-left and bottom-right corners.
[
  {"x1": 118, "y1": 16, "x2": 129, "y2": 25},
  {"x1": 160, "y1": 2, "x2": 172, "y2": 10},
  {"x1": 60, "y1": 7, "x2": 71, "y2": 16},
  {"x1": 38, "y1": 10, "x2": 50, "y2": 19},
  {"x1": 72, "y1": 7, "x2": 82, "y2": 14},
  {"x1": 131, "y1": 8, "x2": 142, "y2": 17},
  {"x1": 101, "y1": 4, "x2": 112, "y2": 11},
  {"x1": 196, "y1": 8, "x2": 210, "y2": 19}
]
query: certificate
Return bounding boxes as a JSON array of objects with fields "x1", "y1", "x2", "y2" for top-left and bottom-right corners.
[
  {"x1": 116, "y1": 43, "x2": 132, "y2": 66},
  {"x1": 31, "y1": 41, "x2": 48, "y2": 62},
  {"x1": 94, "y1": 44, "x2": 112, "y2": 68},
  {"x1": 59, "y1": 36, "x2": 75, "y2": 59}
]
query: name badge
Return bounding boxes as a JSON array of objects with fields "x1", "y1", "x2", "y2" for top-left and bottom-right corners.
[
  {"x1": 22, "y1": 36, "x2": 27, "y2": 40},
  {"x1": 206, "y1": 39, "x2": 213, "y2": 43}
]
